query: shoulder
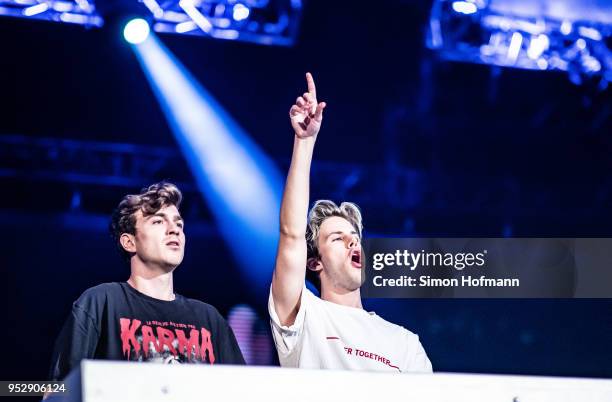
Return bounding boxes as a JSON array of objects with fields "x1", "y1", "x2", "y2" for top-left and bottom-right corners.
[
  {"x1": 269, "y1": 284, "x2": 320, "y2": 318},
  {"x1": 71, "y1": 283, "x2": 122, "y2": 324},
  {"x1": 302, "y1": 286, "x2": 319, "y2": 303},
  {"x1": 75, "y1": 282, "x2": 122, "y2": 304}
]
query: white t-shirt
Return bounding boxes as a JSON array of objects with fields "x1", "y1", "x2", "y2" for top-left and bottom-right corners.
[{"x1": 269, "y1": 286, "x2": 433, "y2": 373}]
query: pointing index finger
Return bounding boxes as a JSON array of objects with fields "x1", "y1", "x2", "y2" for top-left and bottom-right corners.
[{"x1": 306, "y1": 72, "x2": 317, "y2": 98}]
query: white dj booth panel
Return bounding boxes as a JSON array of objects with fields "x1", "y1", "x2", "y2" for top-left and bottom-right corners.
[{"x1": 50, "y1": 360, "x2": 612, "y2": 402}]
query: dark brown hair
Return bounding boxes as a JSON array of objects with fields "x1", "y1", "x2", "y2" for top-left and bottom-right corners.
[{"x1": 110, "y1": 181, "x2": 182, "y2": 260}]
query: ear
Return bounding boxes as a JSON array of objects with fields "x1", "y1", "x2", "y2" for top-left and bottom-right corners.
[
  {"x1": 306, "y1": 257, "x2": 323, "y2": 273},
  {"x1": 120, "y1": 233, "x2": 137, "y2": 253}
]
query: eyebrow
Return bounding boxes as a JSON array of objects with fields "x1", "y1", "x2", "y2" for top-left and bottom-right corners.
[
  {"x1": 325, "y1": 230, "x2": 358, "y2": 240},
  {"x1": 148, "y1": 212, "x2": 184, "y2": 222}
]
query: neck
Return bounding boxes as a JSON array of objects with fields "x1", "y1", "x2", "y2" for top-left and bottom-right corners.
[
  {"x1": 321, "y1": 286, "x2": 363, "y2": 309},
  {"x1": 128, "y1": 259, "x2": 175, "y2": 301}
]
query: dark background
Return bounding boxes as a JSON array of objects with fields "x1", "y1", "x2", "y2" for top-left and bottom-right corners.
[{"x1": 0, "y1": 0, "x2": 611, "y2": 383}]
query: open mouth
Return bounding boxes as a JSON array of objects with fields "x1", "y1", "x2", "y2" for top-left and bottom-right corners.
[
  {"x1": 350, "y1": 249, "x2": 362, "y2": 268},
  {"x1": 166, "y1": 240, "x2": 180, "y2": 248}
]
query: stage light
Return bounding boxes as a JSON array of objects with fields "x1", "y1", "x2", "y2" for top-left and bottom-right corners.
[
  {"x1": 152, "y1": 0, "x2": 301, "y2": 45},
  {"x1": 537, "y1": 58, "x2": 548, "y2": 70},
  {"x1": 427, "y1": 0, "x2": 610, "y2": 84},
  {"x1": 59, "y1": 12, "x2": 90, "y2": 24},
  {"x1": 527, "y1": 34, "x2": 549, "y2": 60},
  {"x1": 142, "y1": 0, "x2": 164, "y2": 19},
  {"x1": 74, "y1": 0, "x2": 93, "y2": 13},
  {"x1": 0, "y1": 0, "x2": 301, "y2": 46},
  {"x1": 178, "y1": 0, "x2": 213, "y2": 33},
  {"x1": 51, "y1": 2, "x2": 72, "y2": 12},
  {"x1": 123, "y1": 18, "x2": 150, "y2": 44},
  {"x1": 578, "y1": 26, "x2": 602, "y2": 41},
  {"x1": 507, "y1": 31, "x2": 522, "y2": 64},
  {"x1": 232, "y1": 4, "x2": 250, "y2": 21},
  {"x1": 131, "y1": 35, "x2": 283, "y2": 296},
  {"x1": 582, "y1": 55, "x2": 601, "y2": 73},
  {"x1": 452, "y1": 1, "x2": 477, "y2": 15},
  {"x1": 23, "y1": 3, "x2": 48, "y2": 16},
  {"x1": 175, "y1": 21, "x2": 197, "y2": 33},
  {"x1": 560, "y1": 20, "x2": 572, "y2": 35}
]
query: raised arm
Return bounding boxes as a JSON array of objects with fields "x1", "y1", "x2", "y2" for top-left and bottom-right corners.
[{"x1": 271, "y1": 72, "x2": 326, "y2": 326}]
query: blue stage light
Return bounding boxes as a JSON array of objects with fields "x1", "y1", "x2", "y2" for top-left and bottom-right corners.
[
  {"x1": 578, "y1": 26, "x2": 602, "y2": 41},
  {"x1": 23, "y1": 3, "x2": 49, "y2": 17},
  {"x1": 232, "y1": 4, "x2": 250, "y2": 21},
  {"x1": 452, "y1": 1, "x2": 477, "y2": 15},
  {"x1": 582, "y1": 55, "x2": 602, "y2": 73},
  {"x1": 560, "y1": 20, "x2": 573, "y2": 35},
  {"x1": 123, "y1": 18, "x2": 151, "y2": 44},
  {"x1": 0, "y1": 0, "x2": 300, "y2": 46},
  {"x1": 527, "y1": 34, "x2": 549, "y2": 60},
  {"x1": 507, "y1": 31, "x2": 523, "y2": 64},
  {"x1": 428, "y1": 0, "x2": 610, "y2": 84},
  {"x1": 131, "y1": 35, "x2": 283, "y2": 296}
]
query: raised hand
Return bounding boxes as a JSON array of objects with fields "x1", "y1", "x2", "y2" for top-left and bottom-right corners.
[{"x1": 289, "y1": 72, "x2": 326, "y2": 139}]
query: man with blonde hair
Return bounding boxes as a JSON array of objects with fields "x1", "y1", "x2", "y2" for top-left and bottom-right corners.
[
  {"x1": 48, "y1": 182, "x2": 244, "y2": 382},
  {"x1": 269, "y1": 73, "x2": 432, "y2": 372}
]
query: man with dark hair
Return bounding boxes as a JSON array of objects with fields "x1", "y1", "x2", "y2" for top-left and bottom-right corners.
[
  {"x1": 269, "y1": 73, "x2": 432, "y2": 372},
  {"x1": 48, "y1": 182, "x2": 244, "y2": 381}
]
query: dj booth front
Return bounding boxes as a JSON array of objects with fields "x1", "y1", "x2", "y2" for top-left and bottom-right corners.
[{"x1": 46, "y1": 360, "x2": 612, "y2": 402}]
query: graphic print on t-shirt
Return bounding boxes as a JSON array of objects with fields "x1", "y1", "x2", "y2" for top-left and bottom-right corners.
[
  {"x1": 326, "y1": 336, "x2": 401, "y2": 372},
  {"x1": 120, "y1": 318, "x2": 215, "y2": 364}
]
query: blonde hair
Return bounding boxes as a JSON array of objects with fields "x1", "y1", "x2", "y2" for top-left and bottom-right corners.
[{"x1": 305, "y1": 200, "x2": 363, "y2": 289}]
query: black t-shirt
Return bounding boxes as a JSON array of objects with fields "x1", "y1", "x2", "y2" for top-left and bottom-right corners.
[{"x1": 49, "y1": 282, "x2": 245, "y2": 380}]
